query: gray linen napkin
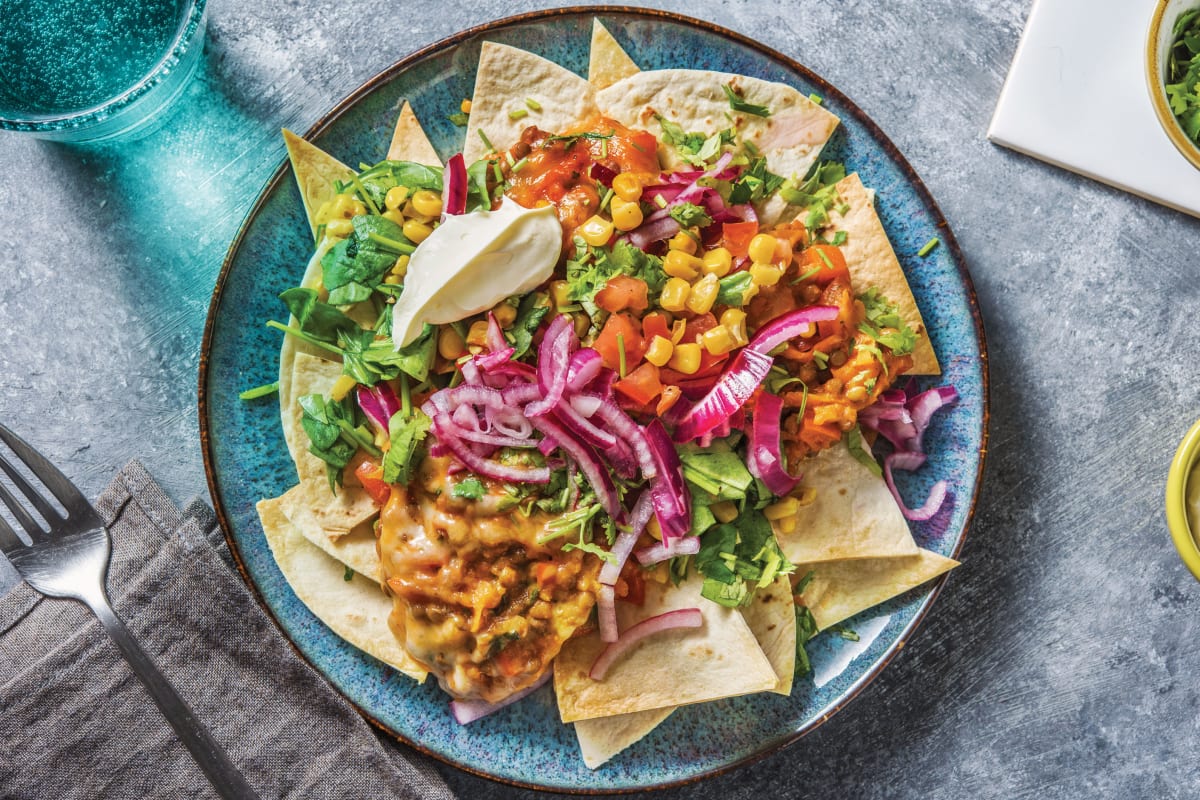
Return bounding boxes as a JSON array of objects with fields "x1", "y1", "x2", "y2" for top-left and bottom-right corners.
[{"x1": 0, "y1": 461, "x2": 457, "y2": 800}]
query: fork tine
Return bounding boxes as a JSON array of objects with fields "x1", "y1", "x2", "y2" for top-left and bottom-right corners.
[
  {"x1": 0, "y1": 423, "x2": 92, "y2": 519},
  {"x1": 0, "y1": 513, "x2": 21, "y2": 554},
  {"x1": 0, "y1": 475, "x2": 47, "y2": 540},
  {"x1": 0, "y1": 450, "x2": 63, "y2": 525}
]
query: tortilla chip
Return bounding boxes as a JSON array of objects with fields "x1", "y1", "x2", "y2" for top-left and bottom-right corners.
[
  {"x1": 387, "y1": 101, "x2": 442, "y2": 165},
  {"x1": 825, "y1": 173, "x2": 939, "y2": 374},
  {"x1": 554, "y1": 577, "x2": 777, "y2": 722},
  {"x1": 741, "y1": 577, "x2": 797, "y2": 696},
  {"x1": 464, "y1": 42, "x2": 600, "y2": 164},
  {"x1": 588, "y1": 20, "x2": 640, "y2": 90},
  {"x1": 595, "y1": 70, "x2": 838, "y2": 224},
  {"x1": 281, "y1": 351, "x2": 343, "y2": 479},
  {"x1": 257, "y1": 495, "x2": 426, "y2": 682},
  {"x1": 773, "y1": 442, "x2": 919, "y2": 565},
  {"x1": 797, "y1": 549, "x2": 958, "y2": 630},
  {"x1": 574, "y1": 707, "x2": 675, "y2": 769},
  {"x1": 277, "y1": 481, "x2": 380, "y2": 569},
  {"x1": 283, "y1": 130, "x2": 354, "y2": 240}
]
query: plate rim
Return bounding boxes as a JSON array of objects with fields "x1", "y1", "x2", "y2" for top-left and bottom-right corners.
[{"x1": 198, "y1": 6, "x2": 991, "y2": 793}]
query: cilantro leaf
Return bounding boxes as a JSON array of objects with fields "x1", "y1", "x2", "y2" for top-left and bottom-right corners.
[
  {"x1": 668, "y1": 202, "x2": 713, "y2": 229},
  {"x1": 566, "y1": 240, "x2": 666, "y2": 324},
  {"x1": 451, "y1": 476, "x2": 486, "y2": 500},
  {"x1": 722, "y1": 83, "x2": 772, "y2": 118},
  {"x1": 857, "y1": 288, "x2": 917, "y2": 356},
  {"x1": 716, "y1": 271, "x2": 755, "y2": 306},
  {"x1": 779, "y1": 161, "x2": 847, "y2": 229},
  {"x1": 382, "y1": 409, "x2": 431, "y2": 485},
  {"x1": 694, "y1": 507, "x2": 794, "y2": 608},
  {"x1": 728, "y1": 156, "x2": 785, "y2": 205},
  {"x1": 339, "y1": 325, "x2": 436, "y2": 386},
  {"x1": 506, "y1": 292, "x2": 552, "y2": 359}
]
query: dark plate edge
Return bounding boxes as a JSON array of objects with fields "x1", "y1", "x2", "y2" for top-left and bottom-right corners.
[{"x1": 197, "y1": 6, "x2": 991, "y2": 794}]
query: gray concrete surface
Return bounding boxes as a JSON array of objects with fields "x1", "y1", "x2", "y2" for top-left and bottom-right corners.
[{"x1": 2, "y1": 0, "x2": 1199, "y2": 797}]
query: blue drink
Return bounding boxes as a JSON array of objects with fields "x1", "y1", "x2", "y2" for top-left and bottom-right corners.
[{"x1": 0, "y1": 0, "x2": 206, "y2": 141}]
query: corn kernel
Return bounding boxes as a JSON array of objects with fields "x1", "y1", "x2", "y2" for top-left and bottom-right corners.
[
  {"x1": 466, "y1": 320, "x2": 490, "y2": 348},
  {"x1": 382, "y1": 209, "x2": 405, "y2": 226},
  {"x1": 573, "y1": 312, "x2": 591, "y2": 339},
  {"x1": 668, "y1": 230, "x2": 698, "y2": 254},
  {"x1": 647, "y1": 515, "x2": 663, "y2": 541},
  {"x1": 612, "y1": 172, "x2": 643, "y2": 202},
  {"x1": 659, "y1": 277, "x2": 691, "y2": 312},
  {"x1": 332, "y1": 193, "x2": 361, "y2": 217},
  {"x1": 750, "y1": 262, "x2": 784, "y2": 286},
  {"x1": 383, "y1": 274, "x2": 402, "y2": 285},
  {"x1": 610, "y1": 198, "x2": 644, "y2": 231},
  {"x1": 701, "y1": 325, "x2": 737, "y2": 355},
  {"x1": 701, "y1": 246, "x2": 733, "y2": 277},
  {"x1": 670, "y1": 319, "x2": 687, "y2": 344},
  {"x1": 391, "y1": 255, "x2": 410, "y2": 276},
  {"x1": 411, "y1": 189, "x2": 443, "y2": 218},
  {"x1": 794, "y1": 486, "x2": 818, "y2": 507},
  {"x1": 579, "y1": 214, "x2": 615, "y2": 247},
  {"x1": 799, "y1": 322, "x2": 817, "y2": 338},
  {"x1": 685, "y1": 273, "x2": 719, "y2": 315},
  {"x1": 385, "y1": 186, "x2": 410, "y2": 211},
  {"x1": 549, "y1": 280, "x2": 571, "y2": 310},
  {"x1": 776, "y1": 516, "x2": 798, "y2": 534},
  {"x1": 645, "y1": 335, "x2": 674, "y2": 367},
  {"x1": 748, "y1": 233, "x2": 779, "y2": 265},
  {"x1": 668, "y1": 342, "x2": 701, "y2": 374},
  {"x1": 402, "y1": 219, "x2": 434, "y2": 244},
  {"x1": 314, "y1": 199, "x2": 335, "y2": 226},
  {"x1": 325, "y1": 218, "x2": 354, "y2": 238},
  {"x1": 461, "y1": 98, "x2": 472, "y2": 114},
  {"x1": 438, "y1": 326, "x2": 466, "y2": 359},
  {"x1": 402, "y1": 200, "x2": 431, "y2": 223},
  {"x1": 330, "y1": 374, "x2": 357, "y2": 402},
  {"x1": 764, "y1": 497, "x2": 800, "y2": 520},
  {"x1": 492, "y1": 302, "x2": 518, "y2": 328},
  {"x1": 711, "y1": 501, "x2": 739, "y2": 523},
  {"x1": 720, "y1": 308, "x2": 748, "y2": 345},
  {"x1": 664, "y1": 249, "x2": 702, "y2": 279},
  {"x1": 845, "y1": 385, "x2": 869, "y2": 403}
]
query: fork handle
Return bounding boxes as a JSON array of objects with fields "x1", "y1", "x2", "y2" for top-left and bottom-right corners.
[{"x1": 86, "y1": 593, "x2": 261, "y2": 799}]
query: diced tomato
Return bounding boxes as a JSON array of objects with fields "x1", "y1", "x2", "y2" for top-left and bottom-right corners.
[
  {"x1": 799, "y1": 244, "x2": 850, "y2": 286},
  {"x1": 681, "y1": 313, "x2": 718, "y2": 342},
  {"x1": 354, "y1": 460, "x2": 391, "y2": 506},
  {"x1": 588, "y1": 122, "x2": 660, "y2": 175},
  {"x1": 595, "y1": 275, "x2": 649, "y2": 313},
  {"x1": 641, "y1": 311, "x2": 671, "y2": 343},
  {"x1": 613, "y1": 362, "x2": 663, "y2": 406},
  {"x1": 594, "y1": 312, "x2": 645, "y2": 371},
  {"x1": 721, "y1": 221, "x2": 759, "y2": 260},
  {"x1": 656, "y1": 384, "x2": 682, "y2": 416}
]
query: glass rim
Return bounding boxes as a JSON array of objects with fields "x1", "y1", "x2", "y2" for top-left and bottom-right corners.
[{"x1": 0, "y1": 0, "x2": 208, "y2": 132}]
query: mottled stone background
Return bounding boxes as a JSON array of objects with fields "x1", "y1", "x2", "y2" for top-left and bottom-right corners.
[{"x1": 1, "y1": 1, "x2": 1198, "y2": 797}]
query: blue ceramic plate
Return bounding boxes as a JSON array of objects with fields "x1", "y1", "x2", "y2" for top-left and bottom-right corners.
[{"x1": 200, "y1": 8, "x2": 988, "y2": 792}]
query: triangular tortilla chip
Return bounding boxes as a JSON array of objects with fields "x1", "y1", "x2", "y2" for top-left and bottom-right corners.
[
  {"x1": 281, "y1": 350, "x2": 343, "y2": 479},
  {"x1": 278, "y1": 482, "x2": 380, "y2": 575},
  {"x1": 588, "y1": 19, "x2": 640, "y2": 90},
  {"x1": 797, "y1": 549, "x2": 958, "y2": 630},
  {"x1": 257, "y1": 495, "x2": 426, "y2": 682},
  {"x1": 595, "y1": 70, "x2": 838, "y2": 224},
  {"x1": 387, "y1": 101, "x2": 442, "y2": 165},
  {"x1": 773, "y1": 442, "x2": 919, "y2": 564},
  {"x1": 554, "y1": 577, "x2": 777, "y2": 722},
  {"x1": 574, "y1": 707, "x2": 675, "y2": 769},
  {"x1": 741, "y1": 577, "x2": 797, "y2": 696},
  {"x1": 283, "y1": 129, "x2": 354, "y2": 240},
  {"x1": 824, "y1": 173, "x2": 939, "y2": 374},
  {"x1": 464, "y1": 42, "x2": 600, "y2": 163}
]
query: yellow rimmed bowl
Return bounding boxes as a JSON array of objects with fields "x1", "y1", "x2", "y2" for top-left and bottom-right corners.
[
  {"x1": 1147, "y1": 0, "x2": 1200, "y2": 170},
  {"x1": 1166, "y1": 418, "x2": 1200, "y2": 580}
]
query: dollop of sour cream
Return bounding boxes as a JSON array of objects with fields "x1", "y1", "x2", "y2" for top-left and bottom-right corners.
[{"x1": 391, "y1": 197, "x2": 562, "y2": 347}]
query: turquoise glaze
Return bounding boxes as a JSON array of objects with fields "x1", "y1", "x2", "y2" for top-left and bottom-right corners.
[{"x1": 201, "y1": 9, "x2": 987, "y2": 792}]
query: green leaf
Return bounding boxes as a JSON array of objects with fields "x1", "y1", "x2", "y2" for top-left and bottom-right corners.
[
  {"x1": 382, "y1": 409, "x2": 431, "y2": 485},
  {"x1": 448, "y1": 111, "x2": 469, "y2": 127},
  {"x1": 466, "y1": 158, "x2": 493, "y2": 212},
  {"x1": 857, "y1": 288, "x2": 917, "y2": 356},
  {"x1": 779, "y1": 161, "x2": 846, "y2": 228},
  {"x1": 668, "y1": 202, "x2": 713, "y2": 229},
  {"x1": 506, "y1": 292, "x2": 552, "y2": 359},
  {"x1": 722, "y1": 83, "x2": 772, "y2": 117},
  {"x1": 279, "y1": 287, "x2": 363, "y2": 343},
  {"x1": 452, "y1": 477, "x2": 486, "y2": 500},
  {"x1": 728, "y1": 156, "x2": 785, "y2": 205},
  {"x1": 566, "y1": 240, "x2": 666, "y2": 326},
  {"x1": 716, "y1": 271, "x2": 755, "y2": 306},
  {"x1": 678, "y1": 440, "x2": 755, "y2": 501},
  {"x1": 846, "y1": 427, "x2": 882, "y2": 477},
  {"x1": 321, "y1": 215, "x2": 411, "y2": 302},
  {"x1": 340, "y1": 325, "x2": 437, "y2": 386},
  {"x1": 693, "y1": 506, "x2": 794, "y2": 609},
  {"x1": 297, "y1": 393, "x2": 360, "y2": 491}
]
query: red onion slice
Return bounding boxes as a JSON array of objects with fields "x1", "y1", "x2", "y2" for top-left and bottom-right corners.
[
  {"x1": 746, "y1": 391, "x2": 802, "y2": 497},
  {"x1": 448, "y1": 670, "x2": 550, "y2": 725},
  {"x1": 444, "y1": 153, "x2": 468, "y2": 216},
  {"x1": 598, "y1": 490, "x2": 655, "y2": 586},
  {"x1": 597, "y1": 584, "x2": 618, "y2": 643},
  {"x1": 634, "y1": 535, "x2": 701, "y2": 566},
  {"x1": 747, "y1": 306, "x2": 841, "y2": 355},
  {"x1": 883, "y1": 451, "x2": 949, "y2": 521},
  {"x1": 526, "y1": 315, "x2": 574, "y2": 418},
  {"x1": 589, "y1": 608, "x2": 704, "y2": 680},
  {"x1": 431, "y1": 418, "x2": 550, "y2": 484},
  {"x1": 672, "y1": 347, "x2": 774, "y2": 443}
]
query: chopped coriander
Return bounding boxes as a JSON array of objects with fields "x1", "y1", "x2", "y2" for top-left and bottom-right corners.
[
  {"x1": 846, "y1": 426, "x2": 882, "y2": 477},
  {"x1": 654, "y1": 195, "x2": 668, "y2": 209},
  {"x1": 1167, "y1": 8, "x2": 1200, "y2": 142},
  {"x1": 918, "y1": 237, "x2": 940, "y2": 257},
  {"x1": 858, "y1": 288, "x2": 917, "y2": 355},
  {"x1": 722, "y1": 83, "x2": 772, "y2": 117},
  {"x1": 831, "y1": 230, "x2": 848, "y2": 246},
  {"x1": 808, "y1": 93, "x2": 824, "y2": 105},
  {"x1": 668, "y1": 202, "x2": 713, "y2": 229},
  {"x1": 448, "y1": 111, "x2": 469, "y2": 127},
  {"x1": 477, "y1": 128, "x2": 495, "y2": 153},
  {"x1": 616, "y1": 333, "x2": 627, "y2": 378},
  {"x1": 600, "y1": 186, "x2": 615, "y2": 211},
  {"x1": 830, "y1": 623, "x2": 860, "y2": 642},
  {"x1": 452, "y1": 477, "x2": 487, "y2": 500},
  {"x1": 508, "y1": 108, "x2": 529, "y2": 121},
  {"x1": 343, "y1": 565, "x2": 354, "y2": 581},
  {"x1": 511, "y1": 156, "x2": 528, "y2": 173},
  {"x1": 239, "y1": 381, "x2": 279, "y2": 401}
]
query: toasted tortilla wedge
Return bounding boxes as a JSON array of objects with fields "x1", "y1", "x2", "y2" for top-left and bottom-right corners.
[
  {"x1": 387, "y1": 100, "x2": 442, "y2": 164},
  {"x1": 741, "y1": 576, "x2": 797, "y2": 696},
  {"x1": 796, "y1": 549, "x2": 959, "y2": 630},
  {"x1": 574, "y1": 707, "x2": 675, "y2": 769},
  {"x1": 277, "y1": 481, "x2": 379, "y2": 565},
  {"x1": 554, "y1": 577, "x2": 777, "y2": 723},
  {"x1": 464, "y1": 42, "x2": 600, "y2": 164},
  {"x1": 588, "y1": 20, "x2": 640, "y2": 90},
  {"x1": 825, "y1": 173, "x2": 939, "y2": 374},
  {"x1": 773, "y1": 442, "x2": 919, "y2": 565},
  {"x1": 283, "y1": 130, "x2": 354, "y2": 240},
  {"x1": 595, "y1": 70, "x2": 838, "y2": 224},
  {"x1": 257, "y1": 495, "x2": 426, "y2": 682}
]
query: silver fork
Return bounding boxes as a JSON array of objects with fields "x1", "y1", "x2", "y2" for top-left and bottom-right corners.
[{"x1": 0, "y1": 424, "x2": 259, "y2": 800}]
